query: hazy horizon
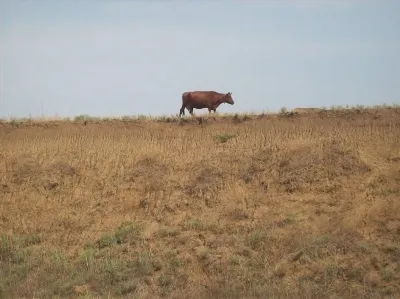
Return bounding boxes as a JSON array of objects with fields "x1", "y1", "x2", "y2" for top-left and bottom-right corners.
[{"x1": 1, "y1": 0, "x2": 399, "y2": 118}]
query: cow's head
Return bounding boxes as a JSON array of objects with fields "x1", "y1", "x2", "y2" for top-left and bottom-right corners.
[{"x1": 224, "y1": 92, "x2": 234, "y2": 105}]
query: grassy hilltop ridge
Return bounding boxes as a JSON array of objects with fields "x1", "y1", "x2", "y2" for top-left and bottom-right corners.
[{"x1": 1, "y1": 107, "x2": 400, "y2": 298}]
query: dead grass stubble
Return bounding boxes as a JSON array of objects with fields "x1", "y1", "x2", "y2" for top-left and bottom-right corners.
[{"x1": 1, "y1": 108, "x2": 400, "y2": 298}]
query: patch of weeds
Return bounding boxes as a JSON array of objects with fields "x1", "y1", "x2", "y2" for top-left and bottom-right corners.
[
  {"x1": 273, "y1": 264, "x2": 287, "y2": 278},
  {"x1": 97, "y1": 221, "x2": 141, "y2": 248},
  {"x1": 83, "y1": 242, "x2": 96, "y2": 250},
  {"x1": 165, "y1": 250, "x2": 183, "y2": 270},
  {"x1": 45, "y1": 278, "x2": 76, "y2": 297},
  {"x1": 185, "y1": 219, "x2": 204, "y2": 231},
  {"x1": 358, "y1": 241, "x2": 375, "y2": 253},
  {"x1": 80, "y1": 247, "x2": 96, "y2": 271},
  {"x1": 2, "y1": 234, "x2": 35, "y2": 260},
  {"x1": 247, "y1": 229, "x2": 265, "y2": 250},
  {"x1": 114, "y1": 221, "x2": 141, "y2": 243},
  {"x1": 383, "y1": 243, "x2": 400, "y2": 260},
  {"x1": 4, "y1": 261, "x2": 30, "y2": 284},
  {"x1": 229, "y1": 254, "x2": 243, "y2": 266},
  {"x1": 157, "y1": 226, "x2": 180, "y2": 238},
  {"x1": 246, "y1": 252, "x2": 269, "y2": 270},
  {"x1": 370, "y1": 256, "x2": 379, "y2": 270},
  {"x1": 242, "y1": 173, "x2": 252, "y2": 184},
  {"x1": 19, "y1": 234, "x2": 42, "y2": 247},
  {"x1": 381, "y1": 268, "x2": 395, "y2": 282},
  {"x1": 179, "y1": 117, "x2": 188, "y2": 126},
  {"x1": 183, "y1": 164, "x2": 224, "y2": 203},
  {"x1": 74, "y1": 114, "x2": 90, "y2": 121},
  {"x1": 12, "y1": 250, "x2": 26, "y2": 264},
  {"x1": 0, "y1": 235, "x2": 14, "y2": 262},
  {"x1": 302, "y1": 234, "x2": 332, "y2": 261},
  {"x1": 135, "y1": 251, "x2": 153, "y2": 276},
  {"x1": 195, "y1": 246, "x2": 209, "y2": 261},
  {"x1": 51, "y1": 249, "x2": 69, "y2": 274},
  {"x1": 232, "y1": 114, "x2": 242, "y2": 124},
  {"x1": 324, "y1": 262, "x2": 340, "y2": 281},
  {"x1": 116, "y1": 281, "x2": 138, "y2": 296},
  {"x1": 97, "y1": 234, "x2": 120, "y2": 249},
  {"x1": 215, "y1": 133, "x2": 236, "y2": 143},
  {"x1": 344, "y1": 266, "x2": 365, "y2": 282},
  {"x1": 232, "y1": 114, "x2": 250, "y2": 124},
  {"x1": 312, "y1": 234, "x2": 331, "y2": 245},
  {"x1": 158, "y1": 273, "x2": 173, "y2": 287},
  {"x1": 157, "y1": 272, "x2": 178, "y2": 297},
  {"x1": 282, "y1": 214, "x2": 295, "y2": 225},
  {"x1": 287, "y1": 213, "x2": 296, "y2": 221},
  {"x1": 136, "y1": 114, "x2": 148, "y2": 120},
  {"x1": 0, "y1": 284, "x2": 8, "y2": 299},
  {"x1": 236, "y1": 245, "x2": 252, "y2": 258},
  {"x1": 0, "y1": 234, "x2": 37, "y2": 265},
  {"x1": 139, "y1": 199, "x2": 148, "y2": 210},
  {"x1": 228, "y1": 208, "x2": 249, "y2": 221},
  {"x1": 121, "y1": 115, "x2": 134, "y2": 122},
  {"x1": 207, "y1": 223, "x2": 219, "y2": 234},
  {"x1": 102, "y1": 258, "x2": 124, "y2": 285},
  {"x1": 303, "y1": 231, "x2": 360, "y2": 264}
]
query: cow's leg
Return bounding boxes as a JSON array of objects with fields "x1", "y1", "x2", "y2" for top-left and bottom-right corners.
[
  {"x1": 179, "y1": 105, "x2": 186, "y2": 117},
  {"x1": 208, "y1": 108, "x2": 212, "y2": 114},
  {"x1": 189, "y1": 108, "x2": 194, "y2": 116}
]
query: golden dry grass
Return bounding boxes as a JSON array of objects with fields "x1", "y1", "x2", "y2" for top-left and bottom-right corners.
[{"x1": 1, "y1": 107, "x2": 400, "y2": 299}]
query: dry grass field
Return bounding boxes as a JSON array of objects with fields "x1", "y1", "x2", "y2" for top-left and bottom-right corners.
[{"x1": 1, "y1": 107, "x2": 400, "y2": 299}]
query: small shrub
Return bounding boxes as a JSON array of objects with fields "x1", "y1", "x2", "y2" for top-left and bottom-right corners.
[
  {"x1": 279, "y1": 107, "x2": 287, "y2": 114},
  {"x1": 74, "y1": 114, "x2": 90, "y2": 121},
  {"x1": 215, "y1": 133, "x2": 236, "y2": 143}
]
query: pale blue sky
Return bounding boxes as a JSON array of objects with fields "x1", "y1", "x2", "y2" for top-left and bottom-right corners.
[{"x1": 1, "y1": 0, "x2": 399, "y2": 118}]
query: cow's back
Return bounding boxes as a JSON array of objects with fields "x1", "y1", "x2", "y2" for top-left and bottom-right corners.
[{"x1": 187, "y1": 91, "x2": 223, "y2": 101}]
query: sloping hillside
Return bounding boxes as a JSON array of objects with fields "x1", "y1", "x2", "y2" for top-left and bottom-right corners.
[{"x1": 1, "y1": 107, "x2": 399, "y2": 298}]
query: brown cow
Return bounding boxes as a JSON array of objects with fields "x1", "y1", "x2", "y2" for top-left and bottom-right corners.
[{"x1": 179, "y1": 91, "x2": 234, "y2": 117}]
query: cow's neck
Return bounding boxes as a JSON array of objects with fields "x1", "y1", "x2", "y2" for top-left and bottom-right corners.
[{"x1": 216, "y1": 97, "x2": 225, "y2": 105}]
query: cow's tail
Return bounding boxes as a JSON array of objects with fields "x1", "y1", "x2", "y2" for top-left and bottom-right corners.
[{"x1": 179, "y1": 92, "x2": 188, "y2": 117}]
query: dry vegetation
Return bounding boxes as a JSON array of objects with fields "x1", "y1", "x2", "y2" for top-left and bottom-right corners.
[{"x1": 1, "y1": 106, "x2": 400, "y2": 299}]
